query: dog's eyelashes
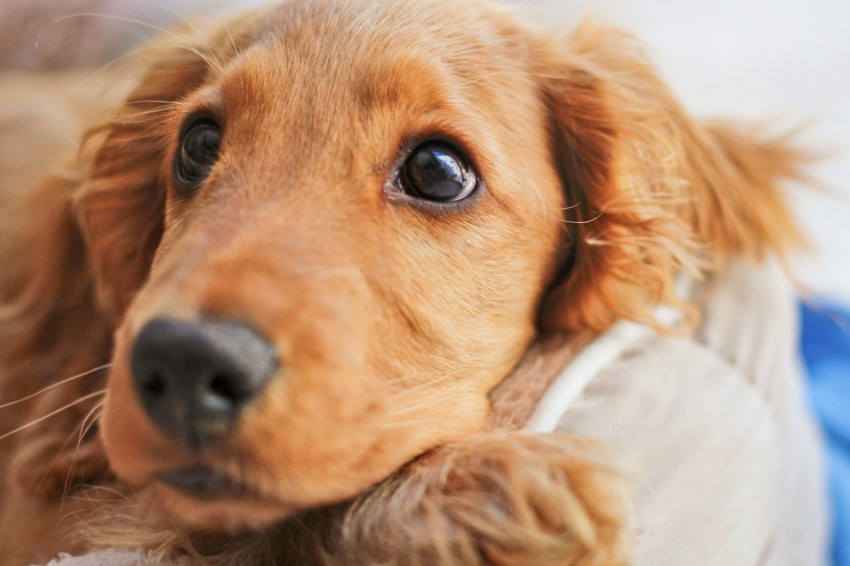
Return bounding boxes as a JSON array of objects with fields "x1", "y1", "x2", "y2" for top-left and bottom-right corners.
[
  {"x1": 175, "y1": 116, "x2": 221, "y2": 193},
  {"x1": 400, "y1": 142, "x2": 478, "y2": 203}
]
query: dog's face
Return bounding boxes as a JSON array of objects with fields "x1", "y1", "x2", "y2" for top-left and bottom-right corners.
[
  {"x1": 100, "y1": 0, "x2": 569, "y2": 530},
  {"x1": 93, "y1": 0, "x2": 801, "y2": 534}
]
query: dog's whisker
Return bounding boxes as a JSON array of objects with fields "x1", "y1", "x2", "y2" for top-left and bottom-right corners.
[
  {"x1": 52, "y1": 22, "x2": 217, "y2": 97},
  {"x1": 222, "y1": 19, "x2": 239, "y2": 56},
  {"x1": 37, "y1": 13, "x2": 159, "y2": 51},
  {"x1": 55, "y1": 34, "x2": 181, "y2": 97},
  {"x1": 148, "y1": 2, "x2": 219, "y2": 61},
  {"x1": 78, "y1": 402, "x2": 105, "y2": 447},
  {"x1": 518, "y1": 155, "x2": 550, "y2": 225},
  {"x1": 61, "y1": 456, "x2": 79, "y2": 503},
  {"x1": 57, "y1": 401, "x2": 105, "y2": 501},
  {"x1": 559, "y1": 210, "x2": 605, "y2": 225},
  {"x1": 42, "y1": 13, "x2": 175, "y2": 51},
  {"x1": 554, "y1": 201, "x2": 584, "y2": 212},
  {"x1": 127, "y1": 99, "x2": 182, "y2": 107},
  {"x1": 115, "y1": 104, "x2": 181, "y2": 122},
  {"x1": 109, "y1": 125, "x2": 168, "y2": 152},
  {"x1": 60, "y1": 46, "x2": 170, "y2": 131},
  {"x1": 383, "y1": 393, "x2": 472, "y2": 419},
  {"x1": 0, "y1": 390, "x2": 106, "y2": 441},
  {"x1": 0, "y1": 364, "x2": 111, "y2": 410},
  {"x1": 61, "y1": 400, "x2": 104, "y2": 463}
]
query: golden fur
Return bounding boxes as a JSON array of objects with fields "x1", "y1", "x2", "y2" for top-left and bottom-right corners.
[{"x1": 0, "y1": 0, "x2": 805, "y2": 563}]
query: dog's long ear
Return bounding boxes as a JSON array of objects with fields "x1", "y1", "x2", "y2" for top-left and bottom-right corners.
[
  {"x1": 77, "y1": 11, "x2": 267, "y2": 318},
  {"x1": 76, "y1": 37, "x2": 224, "y2": 319},
  {"x1": 1, "y1": 23, "x2": 240, "y2": 376},
  {"x1": 535, "y1": 22, "x2": 806, "y2": 333},
  {"x1": 0, "y1": 22, "x2": 248, "y2": 497}
]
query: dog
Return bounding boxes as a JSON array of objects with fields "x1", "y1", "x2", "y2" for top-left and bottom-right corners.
[{"x1": 0, "y1": 0, "x2": 813, "y2": 563}]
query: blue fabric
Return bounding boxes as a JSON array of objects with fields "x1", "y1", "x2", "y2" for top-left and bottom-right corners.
[{"x1": 800, "y1": 302, "x2": 850, "y2": 566}]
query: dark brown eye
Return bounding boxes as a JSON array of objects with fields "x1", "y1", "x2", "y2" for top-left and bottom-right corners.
[
  {"x1": 400, "y1": 142, "x2": 477, "y2": 202},
  {"x1": 175, "y1": 116, "x2": 220, "y2": 192}
]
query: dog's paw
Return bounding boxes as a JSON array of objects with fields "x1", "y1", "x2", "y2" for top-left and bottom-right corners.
[{"x1": 323, "y1": 431, "x2": 629, "y2": 565}]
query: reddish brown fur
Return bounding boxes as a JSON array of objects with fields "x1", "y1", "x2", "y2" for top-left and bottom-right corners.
[{"x1": 0, "y1": 0, "x2": 805, "y2": 563}]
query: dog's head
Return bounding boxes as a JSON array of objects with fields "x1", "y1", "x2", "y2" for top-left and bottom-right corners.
[{"x1": 66, "y1": 0, "x2": 799, "y2": 530}]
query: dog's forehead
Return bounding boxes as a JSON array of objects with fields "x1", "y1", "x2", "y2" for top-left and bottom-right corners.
[
  {"x1": 251, "y1": 0, "x2": 526, "y2": 56},
  {"x1": 222, "y1": 0, "x2": 535, "y2": 114},
  {"x1": 201, "y1": 0, "x2": 545, "y2": 188}
]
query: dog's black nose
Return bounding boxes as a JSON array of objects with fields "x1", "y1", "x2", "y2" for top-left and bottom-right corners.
[{"x1": 130, "y1": 317, "x2": 277, "y2": 448}]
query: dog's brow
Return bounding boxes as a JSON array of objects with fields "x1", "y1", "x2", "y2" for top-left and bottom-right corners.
[{"x1": 352, "y1": 56, "x2": 456, "y2": 114}]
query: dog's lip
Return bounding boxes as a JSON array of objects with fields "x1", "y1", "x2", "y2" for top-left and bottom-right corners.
[{"x1": 157, "y1": 466, "x2": 246, "y2": 500}]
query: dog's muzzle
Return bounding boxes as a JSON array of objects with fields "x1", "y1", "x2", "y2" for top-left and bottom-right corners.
[{"x1": 130, "y1": 317, "x2": 278, "y2": 449}]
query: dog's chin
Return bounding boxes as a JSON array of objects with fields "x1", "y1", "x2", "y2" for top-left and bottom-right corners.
[{"x1": 149, "y1": 472, "x2": 295, "y2": 532}]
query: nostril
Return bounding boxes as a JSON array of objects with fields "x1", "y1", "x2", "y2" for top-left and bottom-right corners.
[
  {"x1": 208, "y1": 373, "x2": 248, "y2": 406},
  {"x1": 139, "y1": 369, "x2": 167, "y2": 398}
]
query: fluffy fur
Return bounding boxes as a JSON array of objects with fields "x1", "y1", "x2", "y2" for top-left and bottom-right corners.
[{"x1": 0, "y1": 0, "x2": 805, "y2": 563}]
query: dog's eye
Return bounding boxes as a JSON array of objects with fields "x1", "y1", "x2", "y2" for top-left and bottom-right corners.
[
  {"x1": 400, "y1": 142, "x2": 477, "y2": 202},
  {"x1": 175, "y1": 116, "x2": 221, "y2": 191}
]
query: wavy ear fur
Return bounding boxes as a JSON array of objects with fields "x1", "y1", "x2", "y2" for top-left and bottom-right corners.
[
  {"x1": 536, "y1": 22, "x2": 806, "y2": 333},
  {"x1": 0, "y1": 23, "x2": 243, "y2": 499},
  {"x1": 75, "y1": 54, "x2": 201, "y2": 320}
]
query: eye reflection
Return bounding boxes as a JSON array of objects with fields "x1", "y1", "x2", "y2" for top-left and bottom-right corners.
[{"x1": 400, "y1": 142, "x2": 477, "y2": 202}]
